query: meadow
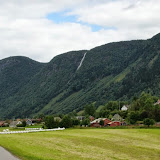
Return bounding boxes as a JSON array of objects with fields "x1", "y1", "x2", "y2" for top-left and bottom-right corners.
[{"x1": 0, "y1": 128, "x2": 160, "y2": 160}]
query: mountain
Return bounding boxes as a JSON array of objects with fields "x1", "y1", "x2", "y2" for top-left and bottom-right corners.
[{"x1": 0, "y1": 33, "x2": 160, "y2": 118}]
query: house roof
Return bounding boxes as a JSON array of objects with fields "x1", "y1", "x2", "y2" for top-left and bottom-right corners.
[
  {"x1": 10, "y1": 121, "x2": 19, "y2": 126},
  {"x1": 122, "y1": 105, "x2": 129, "y2": 108},
  {"x1": 0, "y1": 121, "x2": 5, "y2": 126},
  {"x1": 154, "y1": 99, "x2": 160, "y2": 105},
  {"x1": 112, "y1": 114, "x2": 122, "y2": 121},
  {"x1": 90, "y1": 118, "x2": 109, "y2": 124}
]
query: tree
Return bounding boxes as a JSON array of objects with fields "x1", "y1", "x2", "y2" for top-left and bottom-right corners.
[
  {"x1": 45, "y1": 116, "x2": 59, "y2": 129},
  {"x1": 37, "y1": 113, "x2": 45, "y2": 120},
  {"x1": 84, "y1": 103, "x2": 96, "y2": 116},
  {"x1": 143, "y1": 118, "x2": 155, "y2": 127},
  {"x1": 127, "y1": 111, "x2": 140, "y2": 124},
  {"x1": 99, "y1": 109, "x2": 110, "y2": 118},
  {"x1": 60, "y1": 116, "x2": 73, "y2": 128},
  {"x1": 81, "y1": 118, "x2": 90, "y2": 126},
  {"x1": 99, "y1": 120, "x2": 104, "y2": 126},
  {"x1": 22, "y1": 120, "x2": 27, "y2": 127},
  {"x1": 72, "y1": 119, "x2": 80, "y2": 126},
  {"x1": 105, "y1": 101, "x2": 119, "y2": 111}
]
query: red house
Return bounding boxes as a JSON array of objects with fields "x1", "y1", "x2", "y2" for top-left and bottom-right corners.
[
  {"x1": 90, "y1": 116, "x2": 94, "y2": 122},
  {"x1": 90, "y1": 118, "x2": 111, "y2": 127},
  {"x1": 108, "y1": 121, "x2": 121, "y2": 127},
  {"x1": 104, "y1": 119, "x2": 112, "y2": 126}
]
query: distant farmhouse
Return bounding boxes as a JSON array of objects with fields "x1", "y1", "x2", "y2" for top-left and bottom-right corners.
[
  {"x1": 90, "y1": 118, "x2": 111, "y2": 127},
  {"x1": 121, "y1": 105, "x2": 129, "y2": 111},
  {"x1": 26, "y1": 119, "x2": 33, "y2": 126},
  {"x1": 154, "y1": 99, "x2": 160, "y2": 105},
  {"x1": 26, "y1": 119, "x2": 42, "y2": 125},
  {"x1": 9, "y1": 121, "x2": 22, "y2": 128},
  {"x1": 76, "y1": 116, "x2": 85, "y2": 121},
  {"x1": 111, "y1": 114, "x2": 123, "y2": 121},
  {"x1": 0, "y1": 121, "x2": 8, "y2": 127},
  {"x1": 90, "y1": 114, "x2": 126, "y2": 127}
]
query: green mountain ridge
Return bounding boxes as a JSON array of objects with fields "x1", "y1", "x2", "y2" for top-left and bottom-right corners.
[{"x1": 0, "y1": 34, "x2": 160, "y2": 118}]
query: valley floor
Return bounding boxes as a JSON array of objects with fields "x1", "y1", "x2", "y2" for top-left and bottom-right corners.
[{"x1": 0, "y1": 128, "x2": 160, "y2": 160}]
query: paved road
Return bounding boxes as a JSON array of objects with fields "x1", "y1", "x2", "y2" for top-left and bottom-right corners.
[{"x1": 0, "y1": 147, "x2": 20, "y2": 160}]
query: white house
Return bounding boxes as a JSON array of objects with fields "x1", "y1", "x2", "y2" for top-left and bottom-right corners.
[
  {"x1": 26, "y1": 119, "x2": 33, "y2": 125},
  {"x1": 112, "y1": 114, "x2": 123, "y2": 121},
  {"x1": 154, "y1": 99, "x2": 160, "y2": 105},
  {"x1": 9, "y1": 121, "x2": 22, "y2": 128},
  {"x1": 121, "y1": 105, "x2": 129, "y2": 111}
]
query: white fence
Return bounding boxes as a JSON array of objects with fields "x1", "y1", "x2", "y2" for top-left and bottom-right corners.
[
  {"x1": 25, "y1": 128, "x2": 42, "y2": 130},
  {"x1": 0, "y1": 127, "x2": 65, "y2": 134}
]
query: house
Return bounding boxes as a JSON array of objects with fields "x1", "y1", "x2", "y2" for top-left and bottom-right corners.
[
  {"x1": 90, "y1": 116, "x2": 94, "y2": 122},
  {"x1": 154, "y1": 99, "x2": 160, "y2": 105},
  {"x1": 108, "y1": 121, "x2": 121, "y2": 127},
  {"x1": 90, "y1": 118, "x2": 111, "y2": 127},
  {"x1": 76, "y1": 116, "x2": 85, "y2": 121},
  {"x1": 121, "y1": 105, "x2": 129, "y2": 111},
  {"x1": 112, "y1": 114, "x2": 123, "y2": 121},
  {"x1": 26, "y1": 119, "x2": 33, "y2": 125},
  {"x1": 155, "y1": 122, "x2": 160, "y2": 127},
  {"x1": 0, "y1": 121, "x2": 5, "y2": 127},
  {"x1": 54, "y1": 117, "x2": 62, "y2": 122},
  {"x1": 9, "y1": 121, "x2": 22, "y2": 128}
]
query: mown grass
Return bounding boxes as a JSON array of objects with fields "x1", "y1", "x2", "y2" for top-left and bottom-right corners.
[{"x1": 0, "y1": 129, "x2": 160, "y2": 160}]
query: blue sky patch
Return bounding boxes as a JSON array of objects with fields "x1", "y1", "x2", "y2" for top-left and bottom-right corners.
[
  {"x1": 47, "y1": 11, "x2": 77, "y2": 23},
  {"x1": 46, "y1": 11, "x2": 116, "y2": 32}
]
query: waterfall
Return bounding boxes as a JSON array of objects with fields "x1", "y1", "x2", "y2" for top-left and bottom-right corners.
[{"x1": 77, "y1": 52, "x2": 87, "y2": 71}]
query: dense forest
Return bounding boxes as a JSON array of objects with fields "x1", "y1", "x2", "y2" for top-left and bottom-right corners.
[{"x1": 0, "y1": 33, "x2": 160, "y2": 119}]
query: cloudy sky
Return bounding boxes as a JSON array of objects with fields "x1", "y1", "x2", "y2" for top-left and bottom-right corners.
[{"x1": 0, "y1": 0, "x2": 160, "y2": 62}]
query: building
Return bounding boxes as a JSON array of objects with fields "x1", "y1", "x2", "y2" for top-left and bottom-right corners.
[
  {"x1": 54, "y1": 117, "x2": 62, "y2": 122},
  {"x1": 9, "y1": 121, "x2": 22, "y2": 128},
  {"x1": 154, "y1": 99, "x2": 160, "y2": 105},
  {"x1": 90, "y1": 116, "x2": 94, "y2": 122},
  {"x1": 0, "y1": 121, "x2": 5, "y2": 127},
  {"x1": 108, "y1": 121, "x2": 121, "y2": 127},
  {"x1": 26, "y1": 119, "x2": 33, "y2": 125},
  {"x1": 112, "y1": 114, "x2": 123, "y2": 121},
  {"x1": 76, "y1": 116, "x2": 85, "y2": 121},
  {"x1": 90, "y1": 118, "x2": 111, "y2": 127},
  {"x1": 121, "y1": 105, "x2": 129, "y2": 111}
]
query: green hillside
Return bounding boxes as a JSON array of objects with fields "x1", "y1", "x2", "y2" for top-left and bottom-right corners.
[{"x1": 0, "y1": 33, "x2": 160, "y2": 118}]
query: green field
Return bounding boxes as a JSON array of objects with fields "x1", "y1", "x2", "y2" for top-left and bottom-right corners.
[{"x1": 0, "y1": 129, "x2": 160, "y2": 160}]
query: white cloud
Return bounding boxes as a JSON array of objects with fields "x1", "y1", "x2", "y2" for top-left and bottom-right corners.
[{"x1": 0, "y1": 0, "x2": 160, "y2": 62}]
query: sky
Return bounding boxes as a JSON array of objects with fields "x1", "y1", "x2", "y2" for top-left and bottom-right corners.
[{"x1": 0, "y1": 0, "x2": 160, "y2": 62}]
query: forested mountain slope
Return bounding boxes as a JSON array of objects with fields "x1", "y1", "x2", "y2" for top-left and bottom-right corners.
[{"x1": 0, "y1": 34, "x2": 160, "y2": 118}]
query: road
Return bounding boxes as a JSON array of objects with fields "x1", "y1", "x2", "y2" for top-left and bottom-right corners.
[{"x1": 0, "y1": 146, "x2": 20, "y2": 160}]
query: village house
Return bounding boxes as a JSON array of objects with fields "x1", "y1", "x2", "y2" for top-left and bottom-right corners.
[
  {"x1": 54, "y1": 117, "x2": 62, "y2": 122},
  {"x1": 9, "y1": 121, "x2": 22, "y2": 128},
  {"x1": 112, "y1": 114, "x2": 123, "y2": 121},
  {"x1": 121, "y1": 105, "x2": 129, "y2": 111},
  {"x1": 90, "y1": 118, "x2": 111, "y2": 127},
  {"x1": 107, "y1": 121, "x2": 127, "y2": 127},
  {"x1": 76, "y1": 116, "x2": 85, "y2": 121},
  {"x1": 90, "y1": 116, "x2": 94, "y2": 122},
  {"x1": 108, "y1": 121, "x2": 121, "y2": 127},
  {"x1": 0, "y1": 121, "x2": 5, "y2": 127},
  {"x1": 26, "y1": 119, "x2": 33, "y2": 125},
  {"x1": 154, "y1": 99, "x2": 160, "y2": 105}
]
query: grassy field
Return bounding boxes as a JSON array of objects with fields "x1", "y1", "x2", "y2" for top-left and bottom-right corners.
[{"x1": 0, "y1": 128, "x2": 160, "y2": 160}]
